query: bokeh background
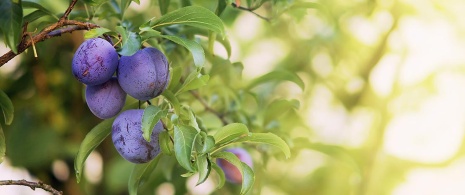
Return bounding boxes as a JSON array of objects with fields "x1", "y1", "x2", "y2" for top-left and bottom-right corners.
[{"x1": 2, "y1": 0, "x2": 465, "y2": 194}]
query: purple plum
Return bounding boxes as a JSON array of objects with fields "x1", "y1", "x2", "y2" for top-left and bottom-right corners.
[
  {"x1": 117, "y1": 47, "x2": 169, "y2": 100},
  {"x1": 111, "y1": 109, "x2": 163, "y2": 163},
  {"x1": 72, "y1": 38, "x2": 118, "y2": 85},
  {"x1": 217, "y1": 148, "x2": 253, "y2": 184},
  {"x1": 85, "y1": 77, "x2": 126, "y2": 119}
]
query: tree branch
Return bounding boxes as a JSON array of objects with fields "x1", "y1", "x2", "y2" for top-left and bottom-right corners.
[
  {"x1": 231, "y1": 3, "x2": 271, "y2": 22},
  {"x1": 0, "y1": 180, "x2": 62, "y2": 195},
  {"x1": 190, "y1": 91, "x2": 228, "y2": 125},
  {"x1": 0, "y1": 0, "x2": 100, "y2": 67}
]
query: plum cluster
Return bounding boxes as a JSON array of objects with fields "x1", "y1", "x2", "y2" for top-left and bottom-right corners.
[{"x1": 72, "y1": 38, "x2": 170, "y2": 163}]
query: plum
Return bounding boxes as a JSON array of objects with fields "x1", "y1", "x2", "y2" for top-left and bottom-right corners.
[
  {"x1": 72, "y1": 38, "x2": 118, "y2": 85},
  {"x1": 217, "y1": 148, "x2": 253, "y2": 184},
  {"x1": 118, "y1": 47, "x2": 169, "y2": 100},
  {"x1": 111, "y1": 109, "x2": 163, "y2": 163},
  {"x1": 85, "y1": 77, "x2": 126, "y2": 119}
]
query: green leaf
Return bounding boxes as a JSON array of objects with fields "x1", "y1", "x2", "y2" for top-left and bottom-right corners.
[
  {"x1": 120, "y1": 0, "x2": 140, "y2": 19},
  {"x1": 128, "y1": 154, "x2": 161, "y2": 195},
  {"x1": 174, "y1": 125, "x2": 199, "y2": 171},
  {"x1": 0, "y1": 0, "x2": 23, "y2": 54},
  {"x1": 84, "y1": 27, "x2": 111, "y2": 39},
  {"x1": 264, "y1": 99, "x2": 299, "y2": 124},
  {"x1": 150, "y1": 6, "x2": 225, "y2": 35},
  {"x1": 0, "y1": 90, "x2": 14, "y2": 125},
  {"x1": 213, "y1": 123, "x2": 249, "y2": 145},
  {"x1": 162, "y1": 90, "x2": 180, "y2": 114},
  {"x1": 211, "y1": 163, "x2": 225, "y2": 189},
  {"x1": 158, "y1": 0, "x2": 170, "y2": 15},
  {"x1": 202, "y1": 135, "x2": 215, "y2": 153},
  {"x1": 23, "y1": 10, "x2": 48, "y2": 23},
  {"x1": 167, "y1": 66, "x2": 182, "y2": 91},
  {"x1": 177, "y1": 73, "x2": 209, "y2": 94},
  {"x1": 246, "y1": 70, "x2": 305, "y2": 91},
  {"x1": 162, "y1": 35, "x2": 205, "y2": 67},
  {"x1": 236, "y1": 133, "x2": 291, "y2": 159},
  {"x1": 74, "y1": 118, "x2": 114, "y2": 183},
  {"x1": 212, "y1": 151, "x2": 254, "y2": 195},
  {"x1": 159, "y1": 131, "x2": 173, "y2": 155},
  {"x1": 196, "y1": 154, "x2": 211, "y2": 185},
  {"x1": 240, "y1": 162, "x2": 255, "y2": 194},
  {"x1": 0, "y1": 124, "x2": 5, "y2": 164},
  {"x1": 22, "y1": 0, "x2": 58, "y2": 20},
  {"x1": 116, "y1": 26, "x2": 141, "y2": 56},
  {"x1": 216, "y1": 0, "x2": 227, "y2": 16},
  {"x1": 142, "y1": 106, "x2": 168, "y2": 142}
]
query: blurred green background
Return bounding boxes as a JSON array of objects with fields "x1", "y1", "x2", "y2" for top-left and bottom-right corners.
[{"x1": 2, "y1": 0, "x2": 465, "y2": 194}]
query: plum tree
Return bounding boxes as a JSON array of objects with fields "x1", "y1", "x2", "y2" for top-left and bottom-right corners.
[
  {"x1": 72, "y1": 38, "x2": 119, "y2": 86},
  {"x1": 85, "y1": 77, "x2": 126, "y2": 119},
  {"x1": 217, "y1": 148, "x2": 254, "y2": 184},
  {"x1": 111, "y1": 109, "x2": 163, "y2": 163},
  {"x1": 117, "y1": 47, "x2": 169, "y2": 100}
]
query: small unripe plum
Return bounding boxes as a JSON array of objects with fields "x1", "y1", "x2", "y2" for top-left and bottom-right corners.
[
  {"x1": 111, "y1": 109, "x2": 163, "y2": 163},
  {"x1": 117, "y1": 47, "x2": 169, "y2": 100},
  {"x1": 85, "y1": 77, "x2": 126, "y2": 119},
  {"x1": 217, "y1": 148, "x2": 253, "y2": 184},
  {"x1": 72, "y1": 38, "x2": 118, "y2": 85}
]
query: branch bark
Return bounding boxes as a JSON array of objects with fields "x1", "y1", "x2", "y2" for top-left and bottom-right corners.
[
  {"x1": 0, "y1": 180, "x2": 62, "y2": 195},
  {"x1": 0, "y1": 0, "x2": 100, "y2": 67}
]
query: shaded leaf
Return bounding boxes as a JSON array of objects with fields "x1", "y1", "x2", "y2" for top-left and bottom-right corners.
[
  {"x1": 150, "y1": 6, "x2": 225, "y2": 35},
  {"x1": 162, "y1": 90, "x2": 180, "y2": 114},
  {"x1": 211, "y1": 163, "x2": 225, "y2": 189},
  {"x1": 159, "y1": 131, "x2": 173, "y2": 155},
  {"x1": 246, "y1": 70, "x2": 305, "y2": 91},
  {"x1": 22, "y1": 0, "x2": 58, "y2": 20},
  {"x1": 128, "y1": 154, "x2": 161, "y2": 195},
  {"x1": 162, "y1": 35, "x2": 205, "y2": 67},
  {"x1": 0, "y1": 90, "x2": 14, "y2": 125},
  {"x1": 264, "y1": 99, "x2": 299, "y2": 124},
  {"x1": 177, "y1": 72, "x2": 209, "y2": 94},
  {"x1": 236, "y1": 133, "x2": 291, "y2": 159},
  {"x1": 158, "y1": 0, "x2": 170, "y2": 15},
  {"x1": 74, "y1": 119, "x2": 114, "y2": 182},
  {"x1": 213, "y1": 123, "x2": 249, "y2": 145},
  {"x1": 0, "y1": 124, "x2": 5, "y2": 164},
  {"x1": 174, "y1": 125, "x2": 199, "y2": 171},
  {"x1": 196, "y1": 154, "x2": 211, "y2": 185},
  {"x1": 142, "y1": 105, "x2": 167, "y2": 142},
  {"x1": 23, "y1": 10, "x2": 48, "y2": 23},
  {"x1": 0, "y1": 0, "x2": 23, "y2": 54}
]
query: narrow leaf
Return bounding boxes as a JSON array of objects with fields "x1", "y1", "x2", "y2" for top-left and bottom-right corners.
[
  {"x1": 142, "y1": 106, "x2": 167, "y2": 142},
  {"x1": 264, "y1": 99, "x2": 299, "y2": 124},
  {"x1": 159, "y1": 131, "x2": 173, "y2": 155},
  {"x1": 23, "y1": 10, "x2": 48, "y2": 24},
  {"x1": 178, "y1": 74, "x2": 209, "y2": 93},
  {"x1": 0, "y1": 124, "x2": 5, "y2": 164},
  {"x1": 74, "y1": 118, "x2": 114, "y2": 183},
  {"x1": 150, "y1": 6, "x2": 225, "y2": 35},
  {"x1": 128, "y1": 154, "x2": 162, "y2": 195},
  {"x1": 213, "y1": 151, "x2": 254, "y2": 194},
  {"x1": 22, "y1": 0, "x2": 58, "y2": 20},
  {"x1": 211, "y1": 163, "x2": 225, "y2": 189},
  {"x1": 236, "y1": 133, "x2": 291, "y2": 159},
  {"x1": 158, "y1": 0, "x2": 170, "y2": 15},
  {"x1": 174, "y1": 125, "x2": 199, "y2": 171},
  {"x1": 240, "y1": 162, "x2": 255, "y2": 195},
  {"x1": 246, "y1": 70, "x2": 305, "y2": 91},
  {"x1": 162, "y1": 35, "x2": 205, "y2": 67},
  {"x1": 84, "y1": 27, "x2": 111, "y2": 39},
  {"x1": 196, "y1": 154, "x2": 211, "y2": 185},
  {"x1": 162, "y1": 90, "x2": 180, "y2": 114},
  {"x1": 0, "y1": 90, "x2": 14, "y2": 125},
  {"x1": 213, "y1": 123, "x2": 249, "y2": 145},
  {"x1": 202, "y1": 135, "x2": 215, "y2": 153},
  {"x1": 0, "y1": 0, "x2": 23, "y2": 54}
]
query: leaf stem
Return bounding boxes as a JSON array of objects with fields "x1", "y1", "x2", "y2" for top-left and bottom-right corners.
[{"x1": 0, "y1": 180, "x2": 62, "y2": 195}]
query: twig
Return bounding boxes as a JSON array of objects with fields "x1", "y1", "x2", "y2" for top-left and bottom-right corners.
[
  {"x1": 189, "y1": 91, "x2": 228, "y2": 125},
  {"x1": 0, "y1": 180, "x2": 62, "y2": 195},
  {"x1": 0, "y1": 0, "x2": 100, "y2": 67},
  {"x1": 231, "y1": 3, "x2": 271, "y2": 22}
]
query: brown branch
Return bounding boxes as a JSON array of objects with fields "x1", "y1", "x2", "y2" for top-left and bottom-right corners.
[
  {"x1": 190, "y1": 90, "x2": 228, "y2": 125},
  {"x1": 0, "y1": 0, "x2": 100, "y2": 67},
  {"x1": 231, "y1": 3, "x2": 271, "y2": 22},
  {"x1": 0, "y1": 180, "x2": 62, "y2": 195}
]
